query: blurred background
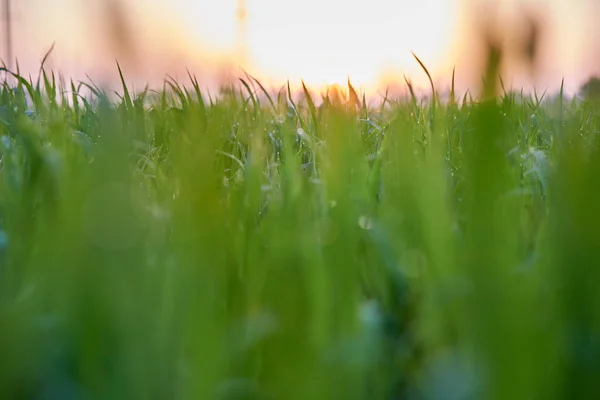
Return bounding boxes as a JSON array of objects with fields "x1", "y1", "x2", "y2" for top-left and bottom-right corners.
[{"x1": 2, "y1": 0, "x2": 600, "y2": 95}]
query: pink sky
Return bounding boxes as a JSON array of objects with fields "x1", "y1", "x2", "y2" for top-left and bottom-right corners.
[{"x1": 4, "y1": 0, "x2": 600, "y2": 96}]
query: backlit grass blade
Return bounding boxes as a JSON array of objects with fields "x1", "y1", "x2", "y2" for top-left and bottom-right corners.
[
  {"x1": 301, "y1": 80, "x2": 318, "y2": 133},
  {"x1": 117, "y1": 61, "x2": 133, "y2": 110}
]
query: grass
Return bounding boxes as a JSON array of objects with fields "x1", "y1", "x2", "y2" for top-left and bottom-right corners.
[{"x1": 0, "y1": 55, "x2": 598, "y2": 399}]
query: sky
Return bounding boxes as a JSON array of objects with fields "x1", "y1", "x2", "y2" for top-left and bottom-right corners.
[{"x1": 4, "y1": 0, "x2": 600, "y2": 96}]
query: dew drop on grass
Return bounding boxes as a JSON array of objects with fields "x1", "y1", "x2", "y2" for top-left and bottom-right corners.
[
  {"x1": 358, "y1": 215, "x2": 373, "y2": 230},
  {"x1": 297, "y1": 128, "x2": 312, "y2": 145}
]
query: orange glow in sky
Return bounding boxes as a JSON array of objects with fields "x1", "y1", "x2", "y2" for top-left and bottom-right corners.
[
  {"x1": 164, "y1": 0, "x2": 462, "y2": 91},
  {"x1": 5, "y1": 0, "x2": 600, "y2": 96}
]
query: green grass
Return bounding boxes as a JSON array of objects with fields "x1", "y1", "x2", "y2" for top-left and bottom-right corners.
[{"x1": 0, "y1": 59, "x2": 598, "y2": 400}]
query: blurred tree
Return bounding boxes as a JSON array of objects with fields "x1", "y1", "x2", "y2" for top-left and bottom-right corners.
[
  {"x1": 100, "y1": 0, "x2": 138, "y2": 69},
  {"x1": 2, "y1": 0, "x2": 12, "y2": 69},
  {"x1": 580, "y1": 77, "x2": 600, "y2": 100}
]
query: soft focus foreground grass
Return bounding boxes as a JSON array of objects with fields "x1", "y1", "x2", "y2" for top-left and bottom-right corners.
[{"x1": 0, "y1": 65, "x2": 597, "y2": 400}]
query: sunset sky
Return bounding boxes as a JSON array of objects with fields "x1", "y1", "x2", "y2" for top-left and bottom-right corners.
[{"x1": 5, "y1": 0, "x2": 600, "y2": 95}]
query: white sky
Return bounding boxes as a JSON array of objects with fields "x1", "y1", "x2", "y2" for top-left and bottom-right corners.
[{"x1": 4, "y1": 0, "x2": 600, "y2": 95}]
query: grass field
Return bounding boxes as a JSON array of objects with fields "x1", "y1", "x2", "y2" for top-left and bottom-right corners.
[{"x1": 0, "y1": 53, "x2": 599, "y2": 399}]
